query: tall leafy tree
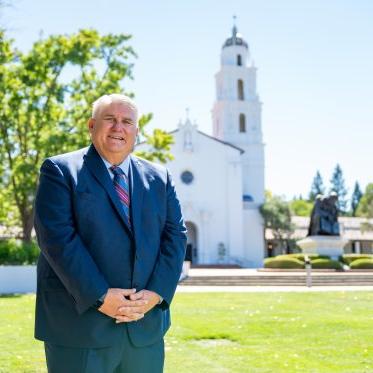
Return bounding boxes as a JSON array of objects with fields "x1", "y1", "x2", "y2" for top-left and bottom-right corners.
[
  {"x1": 260, "y1": 194, "x2": 295, "y2": 253},
  {"x1": 356, "y1": 183, "x2": 373, "y2": 218},
  {"x1": 0, "y1": 29, "x2": 173, "y2": 242},
  {"x1": 329, "y1": 164, "x2": 348, "y2": 214},
  {"x1": 289, "y1": 198, "x2": 313, "y2": 217},
  {"x1": 308, "y1": 170, "x2": 325, "y2": 201},
  {"x1": 351, "y1": 181, "x2": 363, "y2": 217},
  {"x1": 357, "y1": 183, "x2": 373, "y2": 233}
]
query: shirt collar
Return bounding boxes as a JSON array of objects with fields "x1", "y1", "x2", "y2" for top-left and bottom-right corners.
[{"x1": 100, "y1": 154, "x2": 130, "y2": 178}]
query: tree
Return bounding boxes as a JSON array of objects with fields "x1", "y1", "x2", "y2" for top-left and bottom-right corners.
[
  {"x1": 357, "y1": 183, "x2": 373, "y2": 233},
  {"x1": 260, "y1": 194, "x2": 295, "y2": 253},
  {"x1": 308, "y1": 170, "x2": 325, "y2": 201},
  {"x1": 356, "y1": 183, "x2": 373, "y2": 218},
  {"x1": 351, "y1": 181, "x2": 363, "y2": 217},
  {"x1": 0, "y1": 29, "x2": 173, "y2": 242},
  {"x1": 289, "y1": 198, "x2": 313, "y2": 217},
  {"x1": 135, "y1": 121, "x2": 174, "y2": 163},
  {"x1": 329, "y1": 164, "x2": 348, "y2": 214}
]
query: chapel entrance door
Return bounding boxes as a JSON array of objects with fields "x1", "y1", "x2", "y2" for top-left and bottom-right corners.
[{"x1": 185, "y1": 221, "x2": 198, "y2": 264}]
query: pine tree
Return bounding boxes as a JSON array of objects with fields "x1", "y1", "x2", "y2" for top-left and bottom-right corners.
[
  {"x1": 351, "y1": 181, "x2": 363, "y2": 216},
  {"x1": 329, "y1": 164, "x2": 348, "y2": 213},
  {"x1": 356, "y1": 183, "x2": 373, "y2": 218},
  {"x1": 309, "y1": 170, "x2": 325, "y2": 201}
]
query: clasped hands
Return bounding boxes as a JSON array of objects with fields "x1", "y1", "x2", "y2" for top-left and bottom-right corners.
[{"x1": 98, "y1": 288, "x2": 160, "y2": 323}]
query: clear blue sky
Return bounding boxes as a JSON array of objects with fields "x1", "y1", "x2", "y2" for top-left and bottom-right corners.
[{"x1": 3, "y1": 0, "x2": 373, "y2": 201}]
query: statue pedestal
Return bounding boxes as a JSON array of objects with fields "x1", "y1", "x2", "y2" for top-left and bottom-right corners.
[{"x1": 297, "y1": 236, "x2": 349, "y2": 260}]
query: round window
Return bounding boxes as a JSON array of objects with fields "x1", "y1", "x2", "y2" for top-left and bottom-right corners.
[{"x1": 181, "y1": 170, "x2": 194, "y2": 185}]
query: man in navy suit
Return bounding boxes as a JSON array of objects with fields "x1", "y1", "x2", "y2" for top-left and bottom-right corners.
[{"x1": 34, "y1": 94, "x2": 187, "y2": 372}]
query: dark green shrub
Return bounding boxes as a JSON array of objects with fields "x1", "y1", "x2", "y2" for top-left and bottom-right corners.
[
  {"x1": 311, "y1": 258, "x2": 343, "y2": 270},
  {"x1": 341, "y1": 254, "x2": 373, "y2": 265},
  {"x1": 350, "y1": 259, "x2": 373, "y2": 269},
  {"x1": 264, "y1": 257, "x2": 304, "y2": 269},
  {"x1": 275, "y1": 254, "x2": 305, "y2": 262},
  {"x1": 0, "y1": 239, "x2": 39, "y2": 265},
  {"x1": 276, "y1": 254, "x2": 330, "y2": 262},
  {"x1": 0, "y1": 239, "x2": 16, "y2": 263}
]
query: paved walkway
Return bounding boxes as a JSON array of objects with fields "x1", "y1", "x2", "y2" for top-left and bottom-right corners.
[
  {"x1": 186, "y1": 268, "x2": 373, "y2": 277},
  {"x1": 176, "y1": 268, "x2": 373, "y2": 292},
  {"x1": 177, "y1": 285, "x2": 373, "y2": 292}
]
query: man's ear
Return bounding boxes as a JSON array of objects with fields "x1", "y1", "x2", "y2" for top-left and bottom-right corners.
[{"x1": 88, "y1": 118, "x2": 95, "y2": 133}]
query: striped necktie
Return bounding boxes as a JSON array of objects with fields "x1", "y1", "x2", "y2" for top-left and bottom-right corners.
[{"x1": 110, "y1": 166, "x2": 131, "y2": 228}]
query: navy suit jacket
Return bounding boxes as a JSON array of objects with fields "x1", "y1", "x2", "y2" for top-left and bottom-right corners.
[{"x1": 34, "y1": 144, "x2": 187, "y2": 348}]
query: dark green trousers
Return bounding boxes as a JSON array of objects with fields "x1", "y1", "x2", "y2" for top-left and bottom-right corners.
[{"x1": 44, "y1": 327, "x2": 164, "y2": 373}]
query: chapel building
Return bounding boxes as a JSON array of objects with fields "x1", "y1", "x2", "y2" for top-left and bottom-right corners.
[{"x1": 137, "y1": 25, "x2": 266, "y2": 267}]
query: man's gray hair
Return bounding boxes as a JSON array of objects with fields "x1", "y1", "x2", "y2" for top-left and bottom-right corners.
[{"x1": 92, "y1": 94, "x2": 139, "y2": 120}]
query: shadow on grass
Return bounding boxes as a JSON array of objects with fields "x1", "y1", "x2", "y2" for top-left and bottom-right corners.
[{"x1": 184, "y1": 334, "x2": 239, "y2": 343}]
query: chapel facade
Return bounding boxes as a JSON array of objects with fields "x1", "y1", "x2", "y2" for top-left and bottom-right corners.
[{"x1": 137, "y1": 25, "x2": 266, "y2": 267}]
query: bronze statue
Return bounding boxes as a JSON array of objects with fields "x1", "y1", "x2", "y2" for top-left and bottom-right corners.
[{"x1": 307, "y1": 192, "x2": 340, "y2": 236}]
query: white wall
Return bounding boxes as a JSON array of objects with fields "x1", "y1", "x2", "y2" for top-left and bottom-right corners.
[
  {"x1": 243, "y1": 208, "x2": 265, "y2": 267},
  {"x1": 0, "y1": 265, "x2": 36, "y2": 293},
  {"x1": 136, "y1": 123, "x2": 245, "y2": 265}
]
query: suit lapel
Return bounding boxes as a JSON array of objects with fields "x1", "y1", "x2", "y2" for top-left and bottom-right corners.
[
  {"x1": 83, "y1": 145, "x2": 132, "y2": 235},
  {"x1": 129, "y1": 155, "x2": 145, "y2": 251}
]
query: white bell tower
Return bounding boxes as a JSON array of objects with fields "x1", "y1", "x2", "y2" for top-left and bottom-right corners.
[
  {"x1": 212, "y1": 20, "x2": 265, "y2": 267},
  {"x1": 212, "y1": 22, "x2": 265, "y2": 205}
]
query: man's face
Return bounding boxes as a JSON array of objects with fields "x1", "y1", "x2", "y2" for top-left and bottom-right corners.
[{"x1": 88, "y1": 101, "x2": 139, "y2": 164}]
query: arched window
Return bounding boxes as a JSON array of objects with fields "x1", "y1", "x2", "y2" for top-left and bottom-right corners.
[
  {"x1": 238, "y1": 79, "x2": 244, "y2": 100},
  {"x1": 237, "y1": 54, "x2": 242, "y2": 66},
  {"x1": 239, "y1": 113, "x2": 246, "y2": 132}
]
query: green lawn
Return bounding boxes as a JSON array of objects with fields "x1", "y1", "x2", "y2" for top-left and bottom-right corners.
[{"x1": 1, "y1": 292, "x2": 373, "y2": 372}]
